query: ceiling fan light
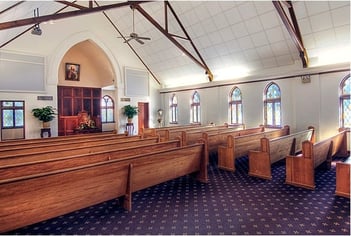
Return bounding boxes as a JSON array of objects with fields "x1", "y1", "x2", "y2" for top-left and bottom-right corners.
[{"x1": 31, "y1": 26, "x2": 42, "y2": 36}]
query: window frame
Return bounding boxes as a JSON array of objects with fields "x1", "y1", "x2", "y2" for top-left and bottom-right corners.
[
  {"x1": 1, "y1": 100, "x2": 25, "y2": 129},
  {"x1": 339, "y1": 74, "x2": 351, "y2": 128},
  {"x1": 264, "y1": 82, "x2": 282, "y2": 128},
  {"x1": 170, "y1": 93, "x2": 178, "y2": 124},
  {"x1": 191, "y1": 91, "x2": 201, "y2": 124},
  {"x1": 229, "y1": 86, "x2": 243, "y2": 125},
  {"x1": 101, "y1": 95, "x2": 115, "y2": 124}
]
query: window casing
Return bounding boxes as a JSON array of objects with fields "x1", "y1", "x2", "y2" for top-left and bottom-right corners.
[
  {"x1": 191, "y1": 91, "x2": 201, "y2": 124},
  {"x1": 1, "y1": 101, "x2": 24, "y2": 128},
  {"x1": 340, "y1": 75, "x2": 350, "y2": 128},
  {"x1": 264, "y1": 82, "x2": 281, "y2": 128},
  {"x1": 101, "y1": 95, "x2": 114, "y2": 123},
  {"x1": 229, "y1": 86, "x2": 243, "y2": 124},
  {"x1": 170, "y1": 94, "x2": 178, "y2": 124}
]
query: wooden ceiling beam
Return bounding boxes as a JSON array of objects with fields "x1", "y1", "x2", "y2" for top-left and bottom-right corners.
[
  {"x1": 273, "y1": 1, "x2": 309, "y2": 68},
  {"x1": 0, "y1": 1, "x2": 149, "y2": 31},
  {"x1": 134, "y1": 2, "x2": 214, "y2": 82},
  {"x1": 0, "y1": 1, "x2": 74, "y2": 48},
  {"x1": 55, "y1": 1, "x2": 87, "y2": 10}
]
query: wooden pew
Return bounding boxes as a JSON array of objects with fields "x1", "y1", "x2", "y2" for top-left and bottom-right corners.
[
  {"x1": 0, "y1": 135, "x2": 160, "y2": 158},
  {"x1": 140, "y1": 124, "x2": 201, "y2": 140},
  {"x1": 202, "y1": 125, "x2": 264, "y2": 154},
  {"x1": 0, "y1": 139, "x2": 182, "y2": 180},
  {"x1": 0, "y1": 132, "x2": 135, "y2": 151},
  {"x1": 0, "y1": 141, "x2": 208, "y2": 233},
  {"x1": 285, "y1": 130, "x2": 348, "y2": 190},
  {"x1": 248, "y1": 127, "x2": 315, "y2": 180},
  {"x1": 335, "y1": 157, "x2": 350, "y2": 198},
  {"x1": 0, "y1": 136, "x2": 169, "y2": 166},
  {"x1": 217, "y1": 125, "x2": 290, "y2": 172},
  {"x1": 0, "y1": 130, "x2": 120, "y2": 146},
  {"x1": 167, "y1": 124, "x2": 238, "y2": 142},
  {"x1": 159, "y1": 124, "x2": 239, "y2": 141},
  {"x1": 182, "y1": 124, "x2": 245, "y2": 145}
]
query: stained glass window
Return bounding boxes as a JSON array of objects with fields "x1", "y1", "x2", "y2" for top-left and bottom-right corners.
[
  {"x1": 229, "y1": 86, "x2": 243, "y2": 124},
  {"x1": 101, "y1": 95, "x2": 114, "y2": 123},
  {"x1": 191, "y1": 91, "x2": 200, "y2": 124},
  {"x1": 340, "y1": 75, "x2": 350, "y2": 128},
  {"x1": 170, "y1": 94, "x2": 178, "y2": 124},
  {"x1": 264, "y1": 82, "x2": 281, "y2": 127},
  {"x1": 1, "y1": 101, "x2": 24, "y2": 128}
]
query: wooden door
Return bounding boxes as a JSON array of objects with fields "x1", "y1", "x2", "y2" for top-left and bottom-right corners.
[{"x1": 138, "y1": 102, "x2": 149, "y2": 134}]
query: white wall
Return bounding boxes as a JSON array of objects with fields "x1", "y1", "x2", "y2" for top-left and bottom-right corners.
[
  {"x1": 159, "y1": 70, "x2": 350, "y2": 142},
  {"x1": 0, "y1": 13, "x2": 162, "y2": 139}
]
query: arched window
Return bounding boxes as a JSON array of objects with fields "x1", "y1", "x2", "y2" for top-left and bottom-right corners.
[
  {"x1": 229, "y1": 86, "x2": 243, "y2": 124},
  {"x1": 170, "y1": 93, "x2": 178, "y2": 124},
  {"x1": 264, "y1": 82, "x2": 281, "y2": 127},
  {"x1": 340, "y1": 75, "x2": 350, "y2": 128},
  {"x1": 101, "y1": 95, "x2": 114, "y2": 123},
  {"x1": 191, "y1": 91, "x2": 201, "y2": 124}
]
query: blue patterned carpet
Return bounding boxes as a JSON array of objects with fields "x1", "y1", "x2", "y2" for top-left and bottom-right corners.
[{"x1": 7, "y1": 155, "x2": 350, "y2": 235}]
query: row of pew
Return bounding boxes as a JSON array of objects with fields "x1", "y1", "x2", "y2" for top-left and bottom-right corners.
[
  {"x1": 0, "y1": 129, "x2": 208, "y2": 233},
  {"x1": 0, "y1": 124, "x2": 349, "y2": 232},
  {"x1": 148, "y1": 124, "x2": 349, "y2": 196}
]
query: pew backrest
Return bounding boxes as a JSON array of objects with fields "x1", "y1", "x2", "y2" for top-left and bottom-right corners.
[
  {"x1": 0, "y1": 135, "x2": 159, "y2": 159},
  {"x1": 202, "y1": 129, "x2": 242, "y2": 153},
  {"x1": 267, "y1": 128, "x2": 314, "y2": 163},
  {"x1": 0, "y1": 133, "x2": 143, "y2": 152},
  {"x1": 234, "y1": 126, "x2": 290, "y2": 157},
  {"x1": 0, "y1": 131, "x2": 119, "y2": 147},
  {"x1": 0, "y1": 136, "x2": 168, "y2": 166},
  {"x1": 0, "y1": 139, "x2": 182, "y2": 181}
]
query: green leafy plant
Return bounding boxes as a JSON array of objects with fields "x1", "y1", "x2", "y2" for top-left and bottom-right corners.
[
  {"x1": 32, "y1": 106, "x2": 57, "y2": 122},
  {"x1": 123, "y1": 105, "x2": 138, "y2": 119}
]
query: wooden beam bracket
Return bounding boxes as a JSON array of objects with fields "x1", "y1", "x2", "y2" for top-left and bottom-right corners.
[{"x1": 273, "y1": 1, "x2": 309, "y2": 68}]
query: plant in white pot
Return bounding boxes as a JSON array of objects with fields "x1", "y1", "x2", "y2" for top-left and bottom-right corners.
[
  {"x1": 32, "y1": 106, "x2": 57, "y2": 127},
  {"x1": 122, "y1": 105, "x2": 138, "y2": 124}
]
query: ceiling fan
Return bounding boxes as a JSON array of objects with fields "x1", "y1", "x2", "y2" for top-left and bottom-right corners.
[{"x1": 119, "y1": 7, "x2": 151, "y2": 45}]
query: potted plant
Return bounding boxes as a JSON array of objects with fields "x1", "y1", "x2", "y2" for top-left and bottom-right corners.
[
  {"x1": 32, "y1": 106, "x2": 57, "y2": 127},
  {"x1": 123, "y1": 105, "x2": 138, "y2": 123}
]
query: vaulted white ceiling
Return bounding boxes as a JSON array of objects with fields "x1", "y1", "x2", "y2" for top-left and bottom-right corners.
[{"x1": 0, "y1": 1, "x2": 350, "y2": 89}]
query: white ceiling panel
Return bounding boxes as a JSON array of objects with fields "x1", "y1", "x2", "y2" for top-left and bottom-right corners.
[{"x1": 0, "y1": 0, "x2": 349, "y2": 88}]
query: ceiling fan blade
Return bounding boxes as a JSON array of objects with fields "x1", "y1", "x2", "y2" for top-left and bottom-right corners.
[
  {"x1": 135, "y1": 38, "x2": 145, "y2": 44},
  {"x1": 136, "y1": 36, "x2": 151, "y2": 40}
]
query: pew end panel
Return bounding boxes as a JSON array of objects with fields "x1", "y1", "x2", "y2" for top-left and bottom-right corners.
[
  {"x1": 248, "y1": 138, "x2": 273, "y2": 180},
  {"x1": 285, "y1": 140, "x2": 332, "y2": 190},
  {"x1": 285, "y1": 154, "x2": 315, "y2": 189},
  {"x1": 335, "y1": 157, "x2": 350, "y2": 198},
  {"x1": 330, "y1": 130, "x2": 349, "y2": 159},
  {"x1": 218, "y1": 135, "x2": 235, "y2": 172}
]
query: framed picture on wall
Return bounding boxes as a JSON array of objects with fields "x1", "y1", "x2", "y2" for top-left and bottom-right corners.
[{"x1": 65, "y1": 63, "x2": 80, "y2": 81}]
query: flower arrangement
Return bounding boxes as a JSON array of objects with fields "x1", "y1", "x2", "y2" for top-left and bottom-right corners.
[
  {"x1": 77, "y1": 112, "x2": 96, "y2": 130},
  {"x1": 78, "y1": 119, "x2": 96, "y2": 130}
]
